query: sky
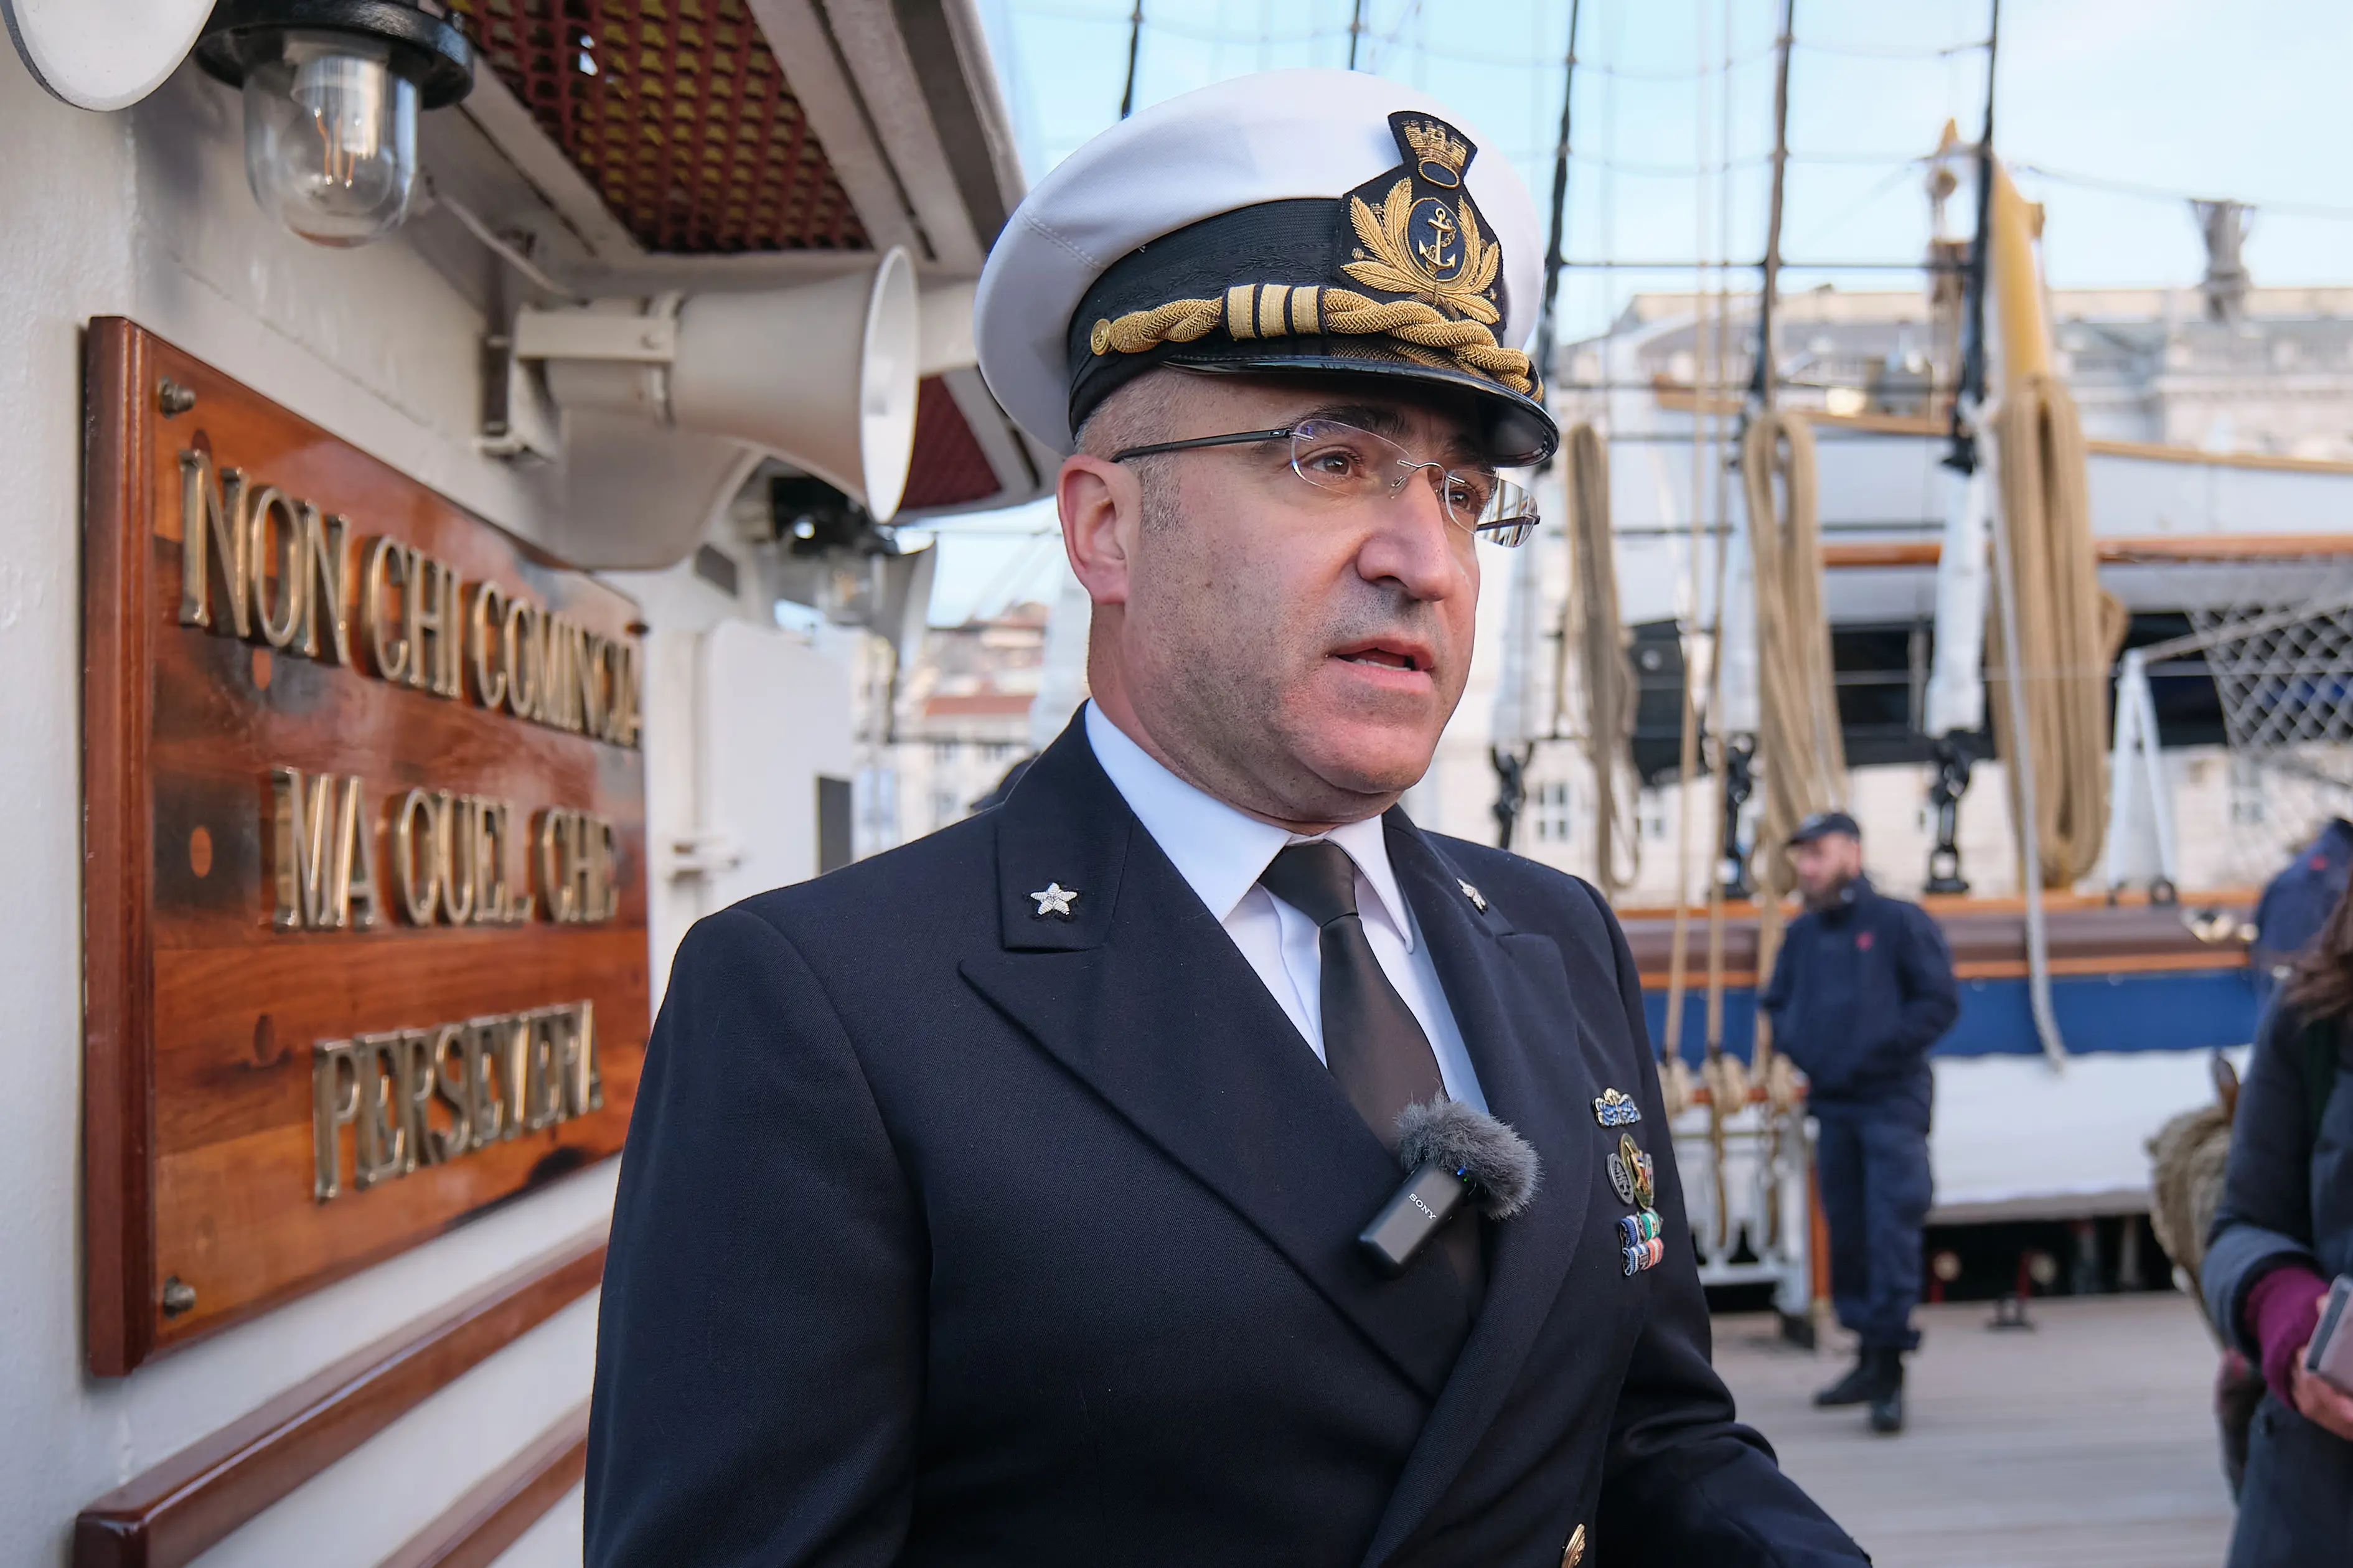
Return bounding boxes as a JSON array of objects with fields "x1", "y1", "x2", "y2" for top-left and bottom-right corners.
[{"x1": 910, "y1": 0, "x2": 2353, "y2": 624}]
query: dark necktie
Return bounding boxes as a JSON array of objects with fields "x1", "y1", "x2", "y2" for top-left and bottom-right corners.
[{"x1": 1259, "y1": 841, "x2": 1484, "y2": 1314}]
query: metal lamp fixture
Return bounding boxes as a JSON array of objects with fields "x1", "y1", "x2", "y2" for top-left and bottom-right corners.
[{"x1": 195, "y1": 1, "x2": 472, "y2": 248}]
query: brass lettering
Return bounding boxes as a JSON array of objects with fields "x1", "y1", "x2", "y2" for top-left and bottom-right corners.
[
  {"x1": 477, "y1": 799, "x2": 520, "y2": 924},
  {"x1": 555, "y1": 1000, "x2": 603, "y2": 1119},
  {"x1": 500, "y1": 597, "x2": 541, "y2": 719},
  {"x1": 273, "y1": 768, "x2": 378, "y2": 930},
  {"x1": 537, "y1": 809, "x2": 575, "y2": 923},
  {"x1": 179, "y1": 461, "x2": 642, "y2": 744},
  {"x1": 497, "y1": 1010, "x2": 532, "y2": 1140},
  {"x1": 298, "y1": 507, "x2": 352, "y2": 665},
  {"x1": 468, "y1": 582, "x2": 508, "y2": 709},
  {"x1": 428, "y1": 1023, "x2": 473, "y2": 1160},
  {"x1": 309, "y1": 1002, "x2": 599, "y2": 1198},
  {"x1": 179, "y1": 451, "x2": 252, "y2": 637},
  {"x1": 247, "y1": 486, "x2": 306, "y2": 649},
  {"x1": 273, "y1": 767, "x2": 334, "y2": 931},
  {"x1": 311, "y1": 1039, "x2": 361, "y2": 1200},
  {"x1": 406, "y1": 553, "x2": 462, "y2": 698},
  {"x1": 437, "y1": 794, "x2": 477, "y2": 925},
  {"x1": 522, "y1": 1008, "x2": 560, "y2": 1132},
  {"x1": 608, "y1": 640, "x2": 642, "y2": 747},
  {"x1": 576, "y1": 999, "x2": 603, "y2": 1112},
  {"x1": 394, "y1": 1029, "x2": 438, "y2": 1175},
  {"x1": 339, "y1": 780, "x2": 380, "y2": 929},
  {"x1": 461, "y1": 1017, "x2": 503, "y2": 1150},
  {"x1": 539, "y1": 617, "x2": 578, "y2": 731},
  {"x1": 392, "y1": 787, "x2": 442, "y2": 925},
  {"x1": 352, "y1": 1033, "x2": 406, "y2": 1189},
  {"x1": 364, "y1": 537, "x2": 410, "y2": 683},
  {"x1": 576, "y1": 631, "x2": 609, "y2": 741},
  {"x1": 533, "y1": 807, "x2": 619, "y2": 924}
]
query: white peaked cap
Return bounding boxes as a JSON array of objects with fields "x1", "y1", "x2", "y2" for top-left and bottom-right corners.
[{"x1": 974, "y1": 68, "x2": 1547, "y2": 458}]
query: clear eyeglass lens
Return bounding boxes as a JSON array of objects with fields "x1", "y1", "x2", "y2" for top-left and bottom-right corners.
[
  {"x1": 1287, "y1": 420, "x2": 1537, "y2": 545},
  {"x1": 242, "y1": 35, "x2": 418, "y2": 248}
]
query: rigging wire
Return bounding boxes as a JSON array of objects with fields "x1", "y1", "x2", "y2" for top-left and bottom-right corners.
[
  {"x1": 1787, "y1": 156, "x2": 1935, "y2": 254},
  {"x1": 1117, "y1": 0, "x2": 1143, "y2": 117},
  {"x1": 1389, "y1": 37, "x2": 1774, "y2": 75},
  {"x1": 1658, "y1": 0, "x2": 1718, "y2": 1101},
  {"x1": 1534, "y1": 0, "x2": 1583, "y2": 416},
  {"x1": 1569, "y1": 151, "x2": 1773, "y2": 177},
  {"x1": 1794, "y1": 35, "x2": 1990, "y2": 60},
  {"x1": 2011, "y1": 161, "x2": 2353, "y2": 223}
]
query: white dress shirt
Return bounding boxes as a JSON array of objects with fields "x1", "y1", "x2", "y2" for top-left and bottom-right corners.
[{"x1": 1084, "y1": 703, "x2": 1488, "y2": 1112}]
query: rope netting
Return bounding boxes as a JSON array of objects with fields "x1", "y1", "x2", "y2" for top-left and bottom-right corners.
[{"x1": 2183, "y1": 557, "x2": 2353, "y2": 870}]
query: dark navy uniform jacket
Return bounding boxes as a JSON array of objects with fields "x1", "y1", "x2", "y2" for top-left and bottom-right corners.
[
  {"x1": 2251, "y1": 819, "x2": 2353, "y2": 1012},
  {"x1": 1757, "y1": 877, "x2": 1958, "y2": 1127},
  {"x1": 586, "y1": 721, "x2": 1862, "y2": 1567}
]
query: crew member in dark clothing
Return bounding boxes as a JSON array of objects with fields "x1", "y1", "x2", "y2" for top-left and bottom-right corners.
[
  {"x1": 1759, "y1": 811, "x2": 1960, "y2": 1435},
  {"x1": 2250, "y1": 817, "x2": 2353, "y2": 1014},
  {"x1": 2205, "y1": 872, "x2": 2353, "y2": 1566}
]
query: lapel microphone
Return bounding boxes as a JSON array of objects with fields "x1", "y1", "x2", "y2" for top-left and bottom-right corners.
[{"x1": 1359, "y1": 1098, "x2": 1541, "y2": 1274}]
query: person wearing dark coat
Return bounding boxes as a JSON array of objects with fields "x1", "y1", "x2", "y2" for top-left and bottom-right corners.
[
  {"x1": 2250, "y1": 817, "x2": 2353, "y2": 1014},
  {"x1": 586, "y1": 70, "x2": 1866, "y2": 1568},
  {"x1": 2204, "y1": 875, "x2": 2353, "y2": 1567},
  {"x1": 1759, "y1": 812, "x2": 1959, "y2": 1435}
]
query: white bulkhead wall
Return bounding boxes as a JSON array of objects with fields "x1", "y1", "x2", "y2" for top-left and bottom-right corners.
[{"x1": 0, "y1": 44, "x2": 778, "y2": 1567}]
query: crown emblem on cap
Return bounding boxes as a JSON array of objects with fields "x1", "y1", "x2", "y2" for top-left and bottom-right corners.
[{"x1": 1398, "y1": 118, "x2": 1470, "y2": 185}]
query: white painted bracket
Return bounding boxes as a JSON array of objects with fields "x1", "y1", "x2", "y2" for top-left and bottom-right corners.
[
  {"x1": 664, "y1": 830, "x2": 744, "y2": 881},
  {"x1": 512, "y1": 307, "x2": 680, "y2": 364}
]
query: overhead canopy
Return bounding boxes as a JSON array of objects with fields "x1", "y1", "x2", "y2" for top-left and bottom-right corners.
[{"x1": 427, "y1": 0, "x2": 1050, "y2": 525}]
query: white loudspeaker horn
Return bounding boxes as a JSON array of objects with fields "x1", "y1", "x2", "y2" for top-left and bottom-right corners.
[
  {"x1": 4, "y1": 0, "x2": 214, "y2": 111},
  {"x1": 519, "y1": 246, "x2": 922, "y2": 521}
]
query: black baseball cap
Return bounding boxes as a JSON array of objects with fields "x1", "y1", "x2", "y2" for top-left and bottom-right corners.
[{"x1": 1787, "y1": 810, "x2": 1862, "y2": 847}]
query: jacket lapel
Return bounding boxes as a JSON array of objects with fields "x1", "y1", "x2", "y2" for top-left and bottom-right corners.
[
  {"x1": 957, "y1": 724, "x2": 1475, "y2": 1396},
  {"x1": 1358, "y1": 814, "x2": 1602, "y2": 1567}
]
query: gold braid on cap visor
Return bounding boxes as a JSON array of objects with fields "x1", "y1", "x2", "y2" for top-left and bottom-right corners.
[
  {"x1": 1088, "y1": 284, "x2": 1539, "y2": 397},
  {"x1": 1084, "y1": 181, "x2": 1541, "y2": 398}
]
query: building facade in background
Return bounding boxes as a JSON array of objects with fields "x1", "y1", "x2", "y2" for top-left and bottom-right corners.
[{"x1": 860, "y1": 601, "x2": 1049, "y2": 849}]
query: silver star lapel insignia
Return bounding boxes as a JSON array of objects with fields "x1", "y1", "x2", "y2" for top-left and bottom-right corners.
[
  {"x1": 1028, "y1": 882, "x2": 1078, "y2": 918},
  {"x1": 1458, "y1": 879, "x2": 1487, "y2": 911}
]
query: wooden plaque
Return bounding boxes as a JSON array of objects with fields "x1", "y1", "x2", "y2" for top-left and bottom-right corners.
[{"x1": 84, "y1": 320, "x2": 650, "y2": 1373}]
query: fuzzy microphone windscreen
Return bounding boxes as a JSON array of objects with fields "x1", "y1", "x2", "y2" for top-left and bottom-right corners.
[{"x1": 1394, "y1": 1097, "x2": 1542, "y2": 1219}]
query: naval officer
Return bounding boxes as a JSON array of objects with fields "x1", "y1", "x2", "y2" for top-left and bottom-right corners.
[{"x1": 587, "y1": 69, "x2": 1864, "y2": 1568}]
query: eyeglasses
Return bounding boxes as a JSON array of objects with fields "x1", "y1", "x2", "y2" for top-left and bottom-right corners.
[{"x1": 1109, "y1": 419, "x2": 1540, "y2": 546}]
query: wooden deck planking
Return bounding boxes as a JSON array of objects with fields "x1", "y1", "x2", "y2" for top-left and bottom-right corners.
[{"x1": 1711, "y1": 1295, "x2": 2237, "y2": 1567}]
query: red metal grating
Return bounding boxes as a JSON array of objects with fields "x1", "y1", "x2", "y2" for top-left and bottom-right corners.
[
  {"x1": 900, "y1": 377, "x2": 1003, "y2": 512},
  {"x1": 446, "y1": 0, "x2": 869, "y2": 254}
]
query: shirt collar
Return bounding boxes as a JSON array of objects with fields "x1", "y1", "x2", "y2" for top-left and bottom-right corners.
[{"x1": 1083, "y1": 702, "x2": 1416, "y2": 949}]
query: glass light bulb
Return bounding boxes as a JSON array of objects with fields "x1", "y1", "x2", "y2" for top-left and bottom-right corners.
[{"x1": 242, "y1": 34, "x2": 418, "y2": 248}]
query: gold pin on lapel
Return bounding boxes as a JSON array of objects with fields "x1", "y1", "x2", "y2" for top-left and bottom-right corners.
[{"x1": 1562, "y1": 1523, "x2": 1586, "y2": 1567}]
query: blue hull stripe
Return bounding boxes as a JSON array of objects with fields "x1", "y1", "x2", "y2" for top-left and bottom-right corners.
[{"x1": 1640, "y1": 967, "x2": 2259, "y2": 1063}]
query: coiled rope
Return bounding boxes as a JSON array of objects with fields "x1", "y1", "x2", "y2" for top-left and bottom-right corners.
[
  {"x1": 1742, "y1": 408, "x2": 1846, "y2": 1102},
  {"x1": 1557, "y1": 424, "x2": 1640, "y2": 901},
  {"x1": 1987, "y1": 373, "x2": 2126, "y2": 888},
  {"x1": 1092, "y1": 284, "x2": 1538, "y2": 395}
]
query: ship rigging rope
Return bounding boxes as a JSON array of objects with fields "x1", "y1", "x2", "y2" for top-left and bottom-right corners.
[
  {"x1": 1742, "y1": 408, "x2": 1848, "y2": 1066},
  {"x1": 1557, "y1": 424, "x2": 1639, "y2": 901},
  {"x1": 1987, "y1": 372, "x2": 2126, "y2": 887}
]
